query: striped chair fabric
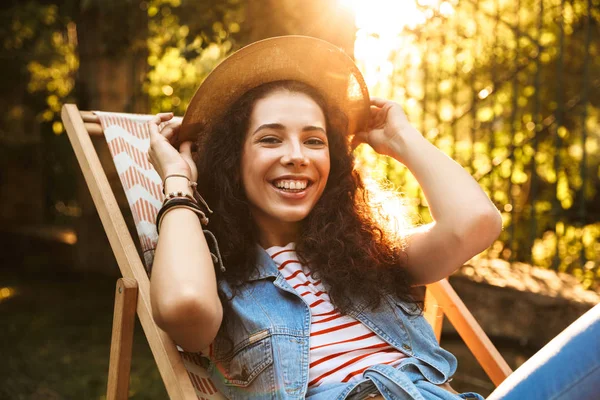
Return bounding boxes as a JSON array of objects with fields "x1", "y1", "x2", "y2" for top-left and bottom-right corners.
[{"x1": 95, "y1": 111, "x2": 224, "y2": 400}]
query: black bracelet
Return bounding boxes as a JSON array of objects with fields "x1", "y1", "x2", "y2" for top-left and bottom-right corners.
[{"x1": 156, "y1": 198, "x2": 207, "y2": 233}]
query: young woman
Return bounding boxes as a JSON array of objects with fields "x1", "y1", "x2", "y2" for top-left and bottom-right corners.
[{"x1": 147, "y1": 36, "x2": 599, "y2": 400}]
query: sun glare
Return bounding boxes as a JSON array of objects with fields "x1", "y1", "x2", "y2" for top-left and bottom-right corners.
[
  {"x1": 339, "y1": 0, "x2": 454, "y2": 93},
  {"x1": 341, "y1": 0, "x2": 427, "y2": 91},
  {"x1": 341, "y1": 0, "x2": 426, "y2": 36},
  {"x1": 338, "y1": 0, "x2": 456, "y2": 230}
]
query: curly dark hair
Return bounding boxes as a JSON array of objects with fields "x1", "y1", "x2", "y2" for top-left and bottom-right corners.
[{"x1": 195, "y1": 80, "x2": 418, "y2": 313}]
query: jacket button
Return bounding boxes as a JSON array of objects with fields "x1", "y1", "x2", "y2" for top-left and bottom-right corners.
[{"x1": 402, "y1": 343, "x2": 412, "y2": 352}]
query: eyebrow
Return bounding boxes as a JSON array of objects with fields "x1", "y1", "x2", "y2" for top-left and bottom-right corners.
[{"x1": 252, "y1": 123, "x2": 326, "y2": 135}]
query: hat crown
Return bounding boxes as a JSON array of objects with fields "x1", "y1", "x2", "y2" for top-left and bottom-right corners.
[{"x1": 181, "y1": 35, "x2": 370, "y2": 142}]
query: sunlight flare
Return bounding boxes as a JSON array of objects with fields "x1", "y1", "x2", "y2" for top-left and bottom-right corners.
[{"x1": 340, "y1": 0, "x2": 455, "y2": 92}]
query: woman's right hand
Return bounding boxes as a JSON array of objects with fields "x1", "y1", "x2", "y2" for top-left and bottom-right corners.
[{"x1": 147, "y1": 112, "x2": 198, "y2": 182}]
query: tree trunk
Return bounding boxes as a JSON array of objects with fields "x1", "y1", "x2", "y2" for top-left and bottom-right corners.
[
  {"x1": 244, "y1": 0, "x2": 356, "y2": 58},
  {"x1": 73, "y1": 3, "x2": 148, "y2": 274}
]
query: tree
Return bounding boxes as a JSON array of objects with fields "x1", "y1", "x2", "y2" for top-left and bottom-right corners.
[{"x1": 353, "y1": 0, "x2": 600, "y2": 287}]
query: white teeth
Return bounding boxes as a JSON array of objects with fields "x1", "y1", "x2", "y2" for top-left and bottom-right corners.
[{"x1": 274, "y1": 179, "x2": 308, "y2": 190}]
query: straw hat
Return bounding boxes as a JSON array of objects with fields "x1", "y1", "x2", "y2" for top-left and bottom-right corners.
[{"x1": 180, "y1": 35, "x2": 370, "y2": 142}]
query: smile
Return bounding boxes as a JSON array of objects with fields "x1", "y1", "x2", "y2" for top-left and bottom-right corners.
[{"x1": 272, "y1": 179, "x2": 311, "y2": 192}]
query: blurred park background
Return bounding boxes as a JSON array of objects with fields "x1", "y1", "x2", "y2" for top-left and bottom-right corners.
[{"x1": 1, "y1": 0, "x2": 599, "y2": 398}]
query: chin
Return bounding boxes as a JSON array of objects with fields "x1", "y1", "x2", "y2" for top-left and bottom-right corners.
[{"x1": 276, "y1": 210, "x2": 310, "y2": 222}]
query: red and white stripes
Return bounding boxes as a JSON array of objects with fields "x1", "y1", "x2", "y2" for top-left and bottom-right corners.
[
  {"x1": 267, "y1": 243, "x2": 406, "y2": 388},
  {"x1": 180, "y1": 352, "x2": 220, "y2": 399},
  {"x1": 96, "y1": 111, "x2": 223, "y2": 398},
  {"x1": 96, "y1": 112, "x2": 177, "y2": 272}
]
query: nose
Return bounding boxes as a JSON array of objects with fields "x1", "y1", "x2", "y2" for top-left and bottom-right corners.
[{"x1": 280, "y1": 140, "x2": 308, "y2": 167}]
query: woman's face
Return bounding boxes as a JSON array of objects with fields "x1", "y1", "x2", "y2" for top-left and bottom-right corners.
[{"x1": 241, "y1": 90, "x2": 330, "y2": 245}]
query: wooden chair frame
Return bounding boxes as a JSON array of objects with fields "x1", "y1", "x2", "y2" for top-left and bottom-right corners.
[{"x1": 61, "y1": 104, "x2": 512, "y2": 400}]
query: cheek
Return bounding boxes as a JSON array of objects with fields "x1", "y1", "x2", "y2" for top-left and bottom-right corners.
[
  {"x1": 240, "y1": 156, "x2": 254, "y2": 195},
  {"x1": 320, "y1": 154, "x2": 331, "y2": 180},
  {"x1": 241, "y1": 143, "x2": 257, "y2": 178},
  {"x1": 241, "y1": 164, "x2": 259, "y2": 195},
  {"x1": 241, "y1": 151, "x2": 269, "y2": 196}
]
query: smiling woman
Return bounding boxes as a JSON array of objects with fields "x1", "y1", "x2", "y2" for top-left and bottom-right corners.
[
  {"x1": 189, "y1": 78, "x2": 419, "y2": 318},
  {"x1": 241, "y1": 89, "x2": 331, "y2": 247},
  {"x1": 146, "y1": 36, "x2": 490, "y2": 399},
  {"x1": 144, "y1": 36, "x2": 599, "y2": 400}
]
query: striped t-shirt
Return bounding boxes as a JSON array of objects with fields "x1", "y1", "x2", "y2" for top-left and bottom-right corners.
[{"x1": 266, "y1": 242, "x2": 406, "y2": 388}]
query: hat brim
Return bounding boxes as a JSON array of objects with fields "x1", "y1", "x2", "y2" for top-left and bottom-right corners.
[{"x1": 180, "y1": 35, "x2": 370, "y2": 142}]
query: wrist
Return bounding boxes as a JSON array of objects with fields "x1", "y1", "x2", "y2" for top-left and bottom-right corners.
[
  {"x1": 164, "y1": 176, "x2": 192, "y2": 195},
  {"x1": 388, "y1": 127, "x2": 427, "y2": 161}
]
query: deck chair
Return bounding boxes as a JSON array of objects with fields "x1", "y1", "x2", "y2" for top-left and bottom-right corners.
[{"x1": 61, "y1": 104, "x2": 512, "y2": 400}]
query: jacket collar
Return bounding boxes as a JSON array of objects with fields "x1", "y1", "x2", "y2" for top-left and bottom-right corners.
[
  {"x1": 245, "y1": 244, "x2": 370, "y2": 315},
  {"x1": 247, "y1": 244, "x2": 281, "y2": 281}
]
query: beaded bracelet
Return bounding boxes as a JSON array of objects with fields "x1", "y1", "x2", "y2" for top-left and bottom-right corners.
[
  {"x1": 163, "y1": 191, "x2": 195, "y2": 204},
  {"x1": 162, "y1": 174, "x2": 191, "y2": 195},
  {"x1": 162, "y1": 174, "x2": 213, "y2": 215}
]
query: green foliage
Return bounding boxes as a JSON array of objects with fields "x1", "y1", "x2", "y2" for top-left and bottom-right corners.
[
  {"x1": 0, "y1": 2, "x2": 78, "y2": 139},
  {"x1": 145, "y1": 0, "x2": 245, "y2": 114},
  {"x1": 356, "y1": 0, "x2": 600, "y2": 288}
]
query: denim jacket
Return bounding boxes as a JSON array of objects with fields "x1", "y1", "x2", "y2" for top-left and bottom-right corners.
[{"x1": 203, "y1": 246, "x2": 481, "y2": 400}]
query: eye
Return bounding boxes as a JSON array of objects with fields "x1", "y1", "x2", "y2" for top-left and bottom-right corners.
[
  {"x1": 305, "y1": 138, "x2": 327, "y2": 146},
  {"x1": 258, "y1": 136, "x2": 281, "y2": 144}
]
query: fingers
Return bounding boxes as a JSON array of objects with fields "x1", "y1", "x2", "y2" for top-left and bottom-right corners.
[
  {"x1": 148, "y1": 113, "x2": 174, "y2": 135},
  {"x1": 147, "y1": 113, "x2": 173, "y2": 168},
  {"x1": 351, "y1": 132, "x2": 369, "y2": 150},
  {"x1": 370, "y1": 97, "x2": 389, "y2": 108},
  {"x1": 179, "y1": 140, "x2": 193, "y2": 157},
  {"x1": 160, "y1": 121, "x2": 180, "y2": 142},
  {"x1": 150, "y1": 112, "x2": 174, "y2": 124},
  {"x1": 370, "y1": 97, "x2": 403, "y2": 114},
  {"x1": 148, "y1": 113, "x2": 172, "y2": 137},
  {"x1": 369, "y1": 105, "x2": 380, "y2": 119},
  {"x1": 148, "y1": 118, "x2": 161, "y2": 140},
  {"x1": 369, "y1": 104, "x2": 390, "y2": 129},
  {"x1": 368, "y1": 98, "x2": 409, "y2": 129},
  {"x1": 179, "y1": 141, "x2": 198, "y2": 180}
]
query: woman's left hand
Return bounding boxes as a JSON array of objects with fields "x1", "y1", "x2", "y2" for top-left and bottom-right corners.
[{"x1": 352, "y1": 97, "x2": 419, "y2": 158}]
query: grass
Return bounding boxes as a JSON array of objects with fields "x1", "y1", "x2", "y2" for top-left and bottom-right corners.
[{"x1": 0, "y1": 264, "x2": 168, "y2": 399}]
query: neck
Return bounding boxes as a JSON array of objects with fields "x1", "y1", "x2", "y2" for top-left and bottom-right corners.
[{"x1": 256, "y1": 220, "x2": 300, "y2": 248}]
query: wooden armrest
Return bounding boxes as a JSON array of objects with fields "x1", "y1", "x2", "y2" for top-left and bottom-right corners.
[
  {"x1": 107, "y1": 278, "x2": 138, "y2": 400},
  {"x1": 427, "y1": 279, "x2": 513, "y2": 386}
]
